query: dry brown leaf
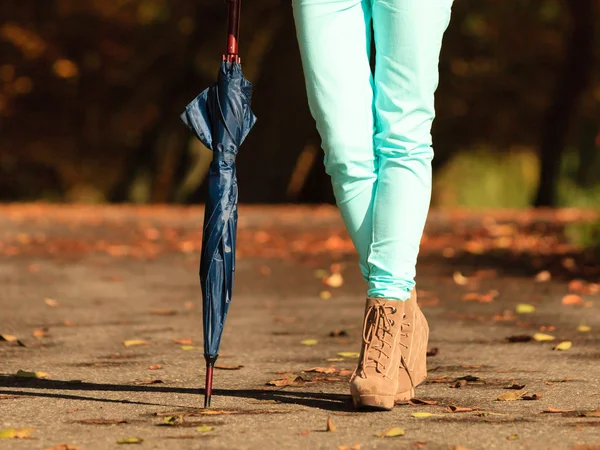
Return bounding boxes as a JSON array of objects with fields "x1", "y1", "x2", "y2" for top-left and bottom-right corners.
[
  {"x1": 338, "y1": 369, "x2": 354, "y2": 377},
  {"x1": 506, "y1": 382, "x2": 526, "y2": 390},
  {"x1": 453, "y1": 271, "x2": 468, "y2": 286},
  {"x1": 43, "y1": 444, "x2": 82, "y2": 450},
  {"x1": 522, "y1": 393, "x2": 543, "y2": 401},
  {"x1": 148, "y1": 365, "x2": 162, "y2": 370},
  {"x1": 497, "y1": 390, "x2": 527, "y2": 401},
  {"x1": 0, "y1": 334, "x2": 17, "y2": 342},
  {"x1": 447, "y1": 405, "x2": 474, "y2": 413},
  {"x1": 426, "y1": 348, "x2": 439, "y2": 356},
  {"x1": 133, "y1": 379, "x2": 164, "y2": 385},
  {"x1": 409, "y1": 398, "x2": 438, "y2": 406},
  {"x1": 534, "y1": 270, "x2": 551, "y2": 282},
  {"x1": 542, "y1": 406, "x2": 575, "y2": 414},
  {"x1": 173, "y1": 338, "x2": 193, "y2": 345},
  {"x1": 33, "y1": 328, "x2": 49, "y2": 338},
  {"x1": 452, "y1": 380, "x2": 467, "y2": 389},
  {"x1": 266, "y1": 376, "x2": 305, "y2": 387},
  {"x1": 329, "y1": 329, "x2": 348, "y2": 337},
  {"x1": 562, "y1": 294, "x2": 583, "y2": 305},
  {"x1": 338, "y1": 445, "x2": 360, "y2": 450},
  {"x1": 326, "y1": 416, "x2": 336, "y2": 432},
  {"x1": 44, "y1": 298, "x2": 59, "y2": 308},
  {"x1": 303, "y1": 366, "x2": 337, "y2": 374}
]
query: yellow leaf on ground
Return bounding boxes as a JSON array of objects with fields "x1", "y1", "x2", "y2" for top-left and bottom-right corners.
[
  {"x1": 15, "y1": 369, "x2": 49, "y2": 378},
  {"x1": 116, "y1": 437, "x2": 143, "y2": 444},
  {"x1": 320, "y1": 291, "x2": 332, "y2": 300},
  {"x1": 123, "y1": 340, "x2": 148, "y2": 347},
  {"x1": 323, "y1": 273, "x2": 343, "y2": 288},
  {"x1": 577, "y1": 325, "x2": 591, "y2": 333},
  {"x1": 411, "y1": 412, "x2": 433, "y2": 418},
  {"x1": 300, "y1": 339, "x2": 318, "y2": 346},
  {"x1": 0, "y1": 427, "x2": 34, "y2": 439},
  {"x1": 196, "y1": 425, "x2": 213, "y2": 433},
  {"x1": 181, "y1": 345, "x2": 196, "y2": 350},
  {"x1": 43, "y1": 444, "x2": 81, "y2": 450},
  {"x1": 534, "y1": 271, "x2": 551, "y2": 282},
  {"x1": 0, "y1": 334, "x2": 17, "y2": 342},
  {"x1": 516, "y1": 304, "x2": 535, "y2": 314},
  {"x1": 375, "y1": 427, "x2": 405, "y2": 437},
  {"x1": 497, "y1": 390, "x2": 527, "y2": 401},
  {"x1": 553, "y1": 341, "x2": 572, "y2": 351},
  {"x1": 337, "y1": 352, "x2": 360, "y2": 358},
  {"x1": 533, "y1": 333, "x2": 555, "y2": 342}
]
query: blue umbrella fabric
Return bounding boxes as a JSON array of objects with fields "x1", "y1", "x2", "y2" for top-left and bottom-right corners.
[{"x1": 180, "y1": 60, "x2": 256, "y2": 407}]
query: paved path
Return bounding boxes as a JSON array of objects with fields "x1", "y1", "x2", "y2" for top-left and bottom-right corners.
[{"x1": 0, "y1": 205, "x2": 599, "y2": 450}]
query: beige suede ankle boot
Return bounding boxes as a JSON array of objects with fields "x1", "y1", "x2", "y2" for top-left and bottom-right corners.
[
  {"x1": 395, "y1": 289, "x2": 429, "y2": 403},
  {"x1": 349, "y1": 297, "x2": 408, "y2": 410}
]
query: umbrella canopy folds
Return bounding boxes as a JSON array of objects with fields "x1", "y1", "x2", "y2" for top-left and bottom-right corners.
[{"x1": 180, "y1": 59, "x2": 256, "y2": 407}]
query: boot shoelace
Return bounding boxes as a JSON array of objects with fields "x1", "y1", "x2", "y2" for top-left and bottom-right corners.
[{"x1": 361, "y1": 302, "x2": 410, "y2": 374}]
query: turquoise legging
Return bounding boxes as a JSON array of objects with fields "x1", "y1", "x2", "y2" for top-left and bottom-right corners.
[{"x1": 292, "y1": 0, "x2": 453, "y2": 300}]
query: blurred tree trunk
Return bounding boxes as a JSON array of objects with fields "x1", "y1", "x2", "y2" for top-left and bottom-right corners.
[
  {"x1": 237, "y1": 9, "x2": 316, "y2": 203},
  {"x1": 534, "y1": 0, "x2": 596, "y2": 207}
]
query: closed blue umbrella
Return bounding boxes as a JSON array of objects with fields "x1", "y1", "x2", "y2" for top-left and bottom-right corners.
[{"x1": 180, "y1": 0, "x2": 256, "y2": 408}]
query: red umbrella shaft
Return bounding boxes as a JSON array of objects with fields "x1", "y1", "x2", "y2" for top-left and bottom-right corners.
[
  {"x1": 226, "y1": 0, "x2": 242, "y2": 63},
  {"x1": 204, "y1": 355, "x2": 217, "y2": 408}
]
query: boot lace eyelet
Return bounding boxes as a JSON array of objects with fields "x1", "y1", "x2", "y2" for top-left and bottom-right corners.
[
  {"x1": 390, "y1": 319, "x2": 395, "y2": 326},
  {"x1": 391, "y1": 307, "x2": 397, "y2": 314}
]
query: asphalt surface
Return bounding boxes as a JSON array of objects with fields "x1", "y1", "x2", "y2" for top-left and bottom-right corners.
[{"x1": 0, "y1": 205, "x2": 598, "y2": 450}]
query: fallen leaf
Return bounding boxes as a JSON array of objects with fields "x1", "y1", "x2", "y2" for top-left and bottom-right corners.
[
  {"x1": 0, "y1": 427, "x2": 34, "y2": 439},
  {"x1": 299, "y1": 430, "x2": 309, "y2": 435},
  {"x1": 534, "y1": 270, "x2": 551, "y2": 282},
  {"x1": 33, "y1": 328, "x2": 49, "y2": 338},
  {"x1": 196, "y1": 425, "x2": 213, "y2": 433},
  {"x1": 577, "y1": 325, "x2": 591, "y2": 333},
  {"x1": 148, "y1": 365, "x2": 162, "y2": 370},
  {"x1": 327, "y1": 357, "x2": 344, "y2": 362},
  {"x1": 452, "y1": 380, "x2": 467, "y2": 388},
  {"x1": 426, "y1": 348, "x2": 439, "y2": 357},
  {"x1": 75, "y1": 419, "x2": 128, "y2": 425},
  {"x1": 326, "y1": 416, "x2": 336, "y2": 432},
  {"x1": 337, "y1": 352, "x2": 360, "y2": 358},
  {"x1": 375, "y1": 427, "x2": 405, "y2": 438},
  {"x1": 581, "y1": 410, "x2": 600, "y2": 418},
  {"x1": 507, "y1": 434, "x2": 519, "y2": 441},
  {"x1": 304, "y1": 367, "x2": 337, "y2": 374},
  {"x1": 329, "y1": 329, "x2": 348, "y2": 337},
  {"x1": 215, "y1": 363, "x2": 243, "y2": 370},
  {"x1": 409, "y1": 398, "x2": 438, "y2": 406},
  {"x1": 553, "y1": 341, "x2": 572, "y2": 351},
  {"x1": 338, "y1": 369, "x2": 354, "y2": 377},
  {"x1": 43, "y1": 444, "x2": 81, "y2": 450},
  {"x1": 505, "y1": 382, "x2": 526, "y2": 390},
  {"x1": 338, "y1": 445, "x2": 360, "y2": 450},
  {"x1": 44, "y1": 298, "x2": 59, "y2": 308},
  {"x1": 505, "y1": 335, "x2": 533, "y2": 343},
  {"x1": 570, "y1": 445, "x2": 600, "y2": 450},
  {"x1": 453, "y1": 271, "x2": 468, "y2": 286},
  {"x1": 300, "y1": 339, "x2": 318, "y2": 346},
  {"x1": 116, "y1": 437, "x2": 143, "y2": 444},
  {"x1": 533, "y1": 333, "x2": 555, "y2": 342},
  {"x1": 411, "y1": 412, "x2": 433, "y2": 418},
  {"x1": 320, "y1": 291, "x2": 332, "y2": 300},
  {"x1": 497, "y1": 390, "x2": 527, "y2": 401},
  {"x1": 516, "y1": 304, "x2": 535, "y2": 314},
  {"x1": 123, "y1": 339, "x2": 148, "y2": 347},
  {"x1": 562, "y1": 294, "x2": 583, "y2": 305},
  {"x1": 568, "y1": 279, "x2": 586, "y2": 293},
  {"x1": 173, "y1": 338, "x2": 193, "y2": 345},
  {"x1": 0, "y1": 334, "x2": 17, "y2": 342},
  {"x1": 522, "y1": 393, "x2": 543, "y2": 401},
  {"x1": 266, "y1": 376, "x2": 305, "y2": 387},
  {"x1": 542, "y1": 406, "x2": 575, "y2": 414},
  {"x1": 15, "y1": 369, "x2": 49, "y2": 378},
  {"x1": 323, "y1": 273, "x2": 343, "y2": 288},
  {"x1": 447, "y1": 447, "x2": 469, "y2": 450},
  {"x1": 447, "y1": 405, "x2": 474, "y2": 413}
]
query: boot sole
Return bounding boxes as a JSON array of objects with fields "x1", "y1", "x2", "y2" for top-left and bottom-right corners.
[{"x1": 352, "y1": 393, "x2": 395, "y2": 411}]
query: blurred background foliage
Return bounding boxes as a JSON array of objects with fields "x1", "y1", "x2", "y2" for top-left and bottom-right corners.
[{"x1": 0, "y1": 0, "x2": 599, "y2": 207}]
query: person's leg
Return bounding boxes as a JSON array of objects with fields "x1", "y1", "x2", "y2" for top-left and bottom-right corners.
[
  {"x1": 292, "y1": 0, "x2": 375, "y2": 281},
  {"x1": 368, "y1": 0, "x2": 453, "y2": 300}
]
